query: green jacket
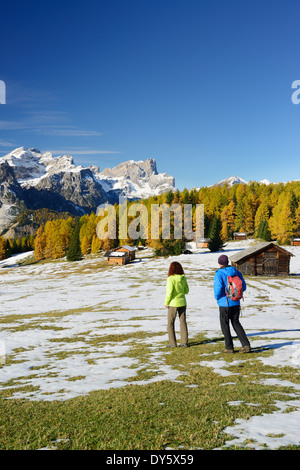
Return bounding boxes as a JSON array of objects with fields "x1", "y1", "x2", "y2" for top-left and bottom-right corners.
[{"x1": 165, "y1": 274, "x2": 189, "y2": 307}]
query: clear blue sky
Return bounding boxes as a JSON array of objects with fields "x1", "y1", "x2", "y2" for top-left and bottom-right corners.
[{"x1": 1, "y1": 0, "x2": 300, "y2": 189}]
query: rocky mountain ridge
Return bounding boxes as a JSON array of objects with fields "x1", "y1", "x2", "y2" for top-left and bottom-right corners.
[{"x1": 0, "y1": 147, "x2": 175, "y2": 233}]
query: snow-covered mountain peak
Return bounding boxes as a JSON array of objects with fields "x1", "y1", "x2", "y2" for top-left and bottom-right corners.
[
  {"x1": 99, "y1": 158, "x2": 158, "y2": 179},
  {"x1": 95, "y1": 157, "x2": 174, "y2": 199},
  {"x1": 0, "y1": 147, "x2": 77, "y2": 186},
  {"x1": 211, "y1": 176, "x2": 275, "y2": 187},
  {"x1": 210, "y1": 175, "x2": 248, "y2": 187},
  {"x1": 258, "y1": 179, "x2": 271, "y2": 185}
]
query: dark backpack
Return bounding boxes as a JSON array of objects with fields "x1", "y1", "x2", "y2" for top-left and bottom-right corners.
[{"x1": 226, "y1": 275, "x2": 243, "y2": 301}]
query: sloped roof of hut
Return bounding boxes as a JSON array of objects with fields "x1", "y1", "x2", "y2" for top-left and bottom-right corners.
[
  {"x1": 229, "y1": 242, "x2": 294, "y2": 263},
  {"x1": 104, "y1": 251, "x2": 126, "y2": 258}
]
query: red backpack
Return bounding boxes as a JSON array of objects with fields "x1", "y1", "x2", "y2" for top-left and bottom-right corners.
[{"x1": 226, "y1": 275, "x2": 243, "y2": 302}]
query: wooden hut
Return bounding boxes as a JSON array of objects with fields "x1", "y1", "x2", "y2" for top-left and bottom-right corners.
[
  {"x1": 229, "y1": 242, "x2": 293, "y2": 276},
  {"x1": 105, "y1": 245, "x2": 137, "y2": 266},
  {"x1": 196, "y1": 238, "x2": 210, "y2": 248},
  {"x1": 291, "y1": 238, "x2": 300, "y2": 246},
  {"x1": 233, "y1": 232, "x2": 247, "y2": 240}
]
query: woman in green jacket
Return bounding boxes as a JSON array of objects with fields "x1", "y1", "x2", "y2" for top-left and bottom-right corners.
[{"x1": 165, "y1": 261, "x2": 189, "y2": 347}]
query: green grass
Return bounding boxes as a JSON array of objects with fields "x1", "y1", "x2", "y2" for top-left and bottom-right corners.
[
  {"x1": 1, "y1": 248, "x2": 299, "y2": 449},
  {"x1": 0, "y1": 331, "x2": 299, "y2": 450}
]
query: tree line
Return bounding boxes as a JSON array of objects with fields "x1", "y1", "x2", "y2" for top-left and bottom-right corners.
[
  {"x1": 1, "y1": 180, "x2": 300, "y2": 262},
  {"x1": 0, "y1": 236, "x2": 34, "y2": 261}
]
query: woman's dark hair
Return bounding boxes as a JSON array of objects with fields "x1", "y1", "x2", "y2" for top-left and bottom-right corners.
[{"x1": 168, "y1": 261, "x2": 184, "y2": 276}]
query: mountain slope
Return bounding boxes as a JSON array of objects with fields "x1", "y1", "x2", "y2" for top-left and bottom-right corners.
[
  {"x1": 0, "y1": 147, "x2": 176, "y2": 233},
  {"x1": 0, "y1": 160, "x2": 27, "y2": 233}
]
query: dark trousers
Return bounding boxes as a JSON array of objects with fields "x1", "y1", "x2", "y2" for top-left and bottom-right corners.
[{"x1": 219, "y1": 305, "x2": 250, "y2": 350}]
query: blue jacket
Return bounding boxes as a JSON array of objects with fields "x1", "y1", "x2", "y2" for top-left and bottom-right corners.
[{"x1": 213, "y1": 265, "x2": 246, "y2": 307}]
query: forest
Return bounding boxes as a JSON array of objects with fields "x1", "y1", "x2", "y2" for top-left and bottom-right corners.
[{"x1": 1, "y1": 180, "x2": 300, "y2": 262}]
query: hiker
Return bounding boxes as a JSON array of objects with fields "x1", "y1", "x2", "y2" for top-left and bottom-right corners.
[
  {"x1": 213, "y1": 254, "x2": 251, "y2": 353},
  {"x1": 165, "y1": 261, "x2": 189, "y2": 347}
]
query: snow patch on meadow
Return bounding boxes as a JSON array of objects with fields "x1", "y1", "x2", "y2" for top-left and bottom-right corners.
[{"x1": 1, "y1": 240, "x2": 300, "y2": 448}]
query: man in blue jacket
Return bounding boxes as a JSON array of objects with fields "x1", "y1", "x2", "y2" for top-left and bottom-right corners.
[{"x1": 214, "y1": 254, "x2": 251, "y2": 353}]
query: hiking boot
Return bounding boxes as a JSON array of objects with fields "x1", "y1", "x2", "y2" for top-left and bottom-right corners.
[
  {"x1": 167, "y1": 343, "x2": 177, "y2": 348},
  {"x1": 179, "y1": 343, "x2": 188, "y2": 348},
  {"x1": 222, "y1": 349, "x2": 234, "y2": 354},
  {"x1": 239, "y1": 345, "x2": 251, "y2": 353}
]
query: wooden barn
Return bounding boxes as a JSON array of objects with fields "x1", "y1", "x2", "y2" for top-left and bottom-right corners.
[
  {"x1": 233, "y1": 232, "x2": 247, "y2": 240},
  {"x1": 229, "y1": 242, "x2": 293, "y2": 276},
  {"x1": 196, "y1": 238, "x2": 210, "y2": 248},
  {"x1": 104, "y1": 245, "x2": 137, "y2": 266}
]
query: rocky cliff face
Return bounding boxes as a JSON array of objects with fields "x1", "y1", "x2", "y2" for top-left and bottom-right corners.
[
  {"x1": 0, "y1": 161, "x2": 27, "y2": 233},
  {"x1": 0, "y1": 147, "x2": 175, "y2": 233},
  {"x1": 23, "y1": 168, "x2": 108, "y2": 214},
  {"x1": 96, "y1": 158, "x2": 175, "y2": 200}
]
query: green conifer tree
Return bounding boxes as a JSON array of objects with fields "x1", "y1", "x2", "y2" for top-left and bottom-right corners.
[
  {"x1": 208, "y1": 216, "x2": 225, "y2": 252},
  {"x1": 67, "y1": 220, "x2": 83, "y2": 261},
  {"x1": 257, "y1": 219, "x2": 271, "y2": 241}
]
